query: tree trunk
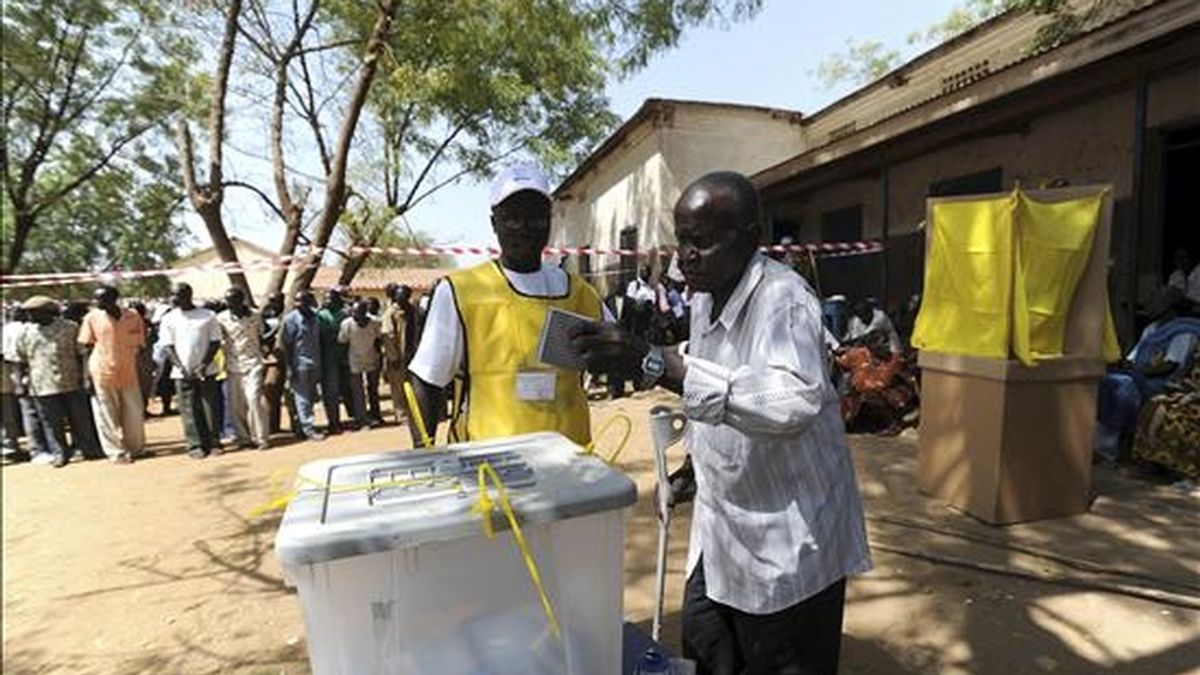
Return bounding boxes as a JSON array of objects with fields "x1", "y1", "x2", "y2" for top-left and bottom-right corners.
[
  {"x1": 175, "y1": 0, "x2": 252, "y2": 302},
  {"x1": 264, "y1": 213, "x2": 303, "y2": 301},
  {"x1": 337, "y1": 249, "x2": 371, "y2": 286},
  {"x1": 3, "y1": 211, "x2": 35, "y2": 276},
  {"x1": 288, "y1": 0, "x2": 398, "y2": 296}
]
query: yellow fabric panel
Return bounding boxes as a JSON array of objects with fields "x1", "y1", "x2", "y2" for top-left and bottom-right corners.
[
  {"x1": 448, "y1": 261, "x2": 602, "y2": 446},
  {"x1": 1011, "y1": 191, "x2": 1104, "y2": 365},
  {"x1": 911, "y1": 193, "x2": 1017, "y2": 358},
  {"x1": 1102, "y1": 293, "x2": 1122, "y2": 363}
]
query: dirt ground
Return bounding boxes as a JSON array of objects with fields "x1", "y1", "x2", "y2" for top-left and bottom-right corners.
[{"x1": 3, "y1": 391, "x2": 1198, "y2": 674}]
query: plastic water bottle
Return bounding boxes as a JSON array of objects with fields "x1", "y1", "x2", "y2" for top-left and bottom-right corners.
[{"x1": 636, "y1": 647, "x2": 672, "y2": 675}]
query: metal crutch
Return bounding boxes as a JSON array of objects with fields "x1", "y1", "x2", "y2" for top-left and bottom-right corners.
[{"x1": 648, "y1": 404, "x2": 688, "y2": 643}]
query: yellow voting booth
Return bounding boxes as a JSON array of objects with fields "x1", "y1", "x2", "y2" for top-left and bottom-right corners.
[{"x1": 913, "y1": 186, "x2": 1115, "y2": 524}]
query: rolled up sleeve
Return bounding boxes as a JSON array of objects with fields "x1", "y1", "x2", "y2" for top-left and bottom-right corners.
[{"x1": 682, "y1": 302, "x2": 827, "y2": 438}]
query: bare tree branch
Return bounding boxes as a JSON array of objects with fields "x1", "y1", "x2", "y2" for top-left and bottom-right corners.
[
  {"x1": 223, "y1": 180, "x2": 286, "y2": 221},
  {"x1": 296, "y1": 38, "x2": 362, "y2": 57},
  {"x1": 289, "y1": 0, "x2": 400, "y2": 295},
  {"x1": 29, "y1": 124, "x2": 155, "y2": 218},
  {"x1": 399, "y1": 121, "x2": 465, "y2": 211}
]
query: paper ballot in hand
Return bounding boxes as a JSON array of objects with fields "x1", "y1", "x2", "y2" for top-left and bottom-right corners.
[{"x1": 537, "y1": 308, "x2": 596, "y2": 371}]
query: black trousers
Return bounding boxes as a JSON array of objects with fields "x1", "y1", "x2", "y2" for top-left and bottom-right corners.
[
  {"x1": 176, "y1": 377, "x2": 220, "y2": 452},
  {"x1": 682, "y1": 559, "x2": 846, "y2": 675}
]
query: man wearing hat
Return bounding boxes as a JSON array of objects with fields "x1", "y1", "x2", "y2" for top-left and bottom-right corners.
[
  {"x1": 407, "y1": 162, "x2": 607, "y2": 446},
  {"x1": 15, "y1": 296, "x2": 103, "y2": 467},
  {"x1": 79, "y1": 285, "x2": 147, "y2": 463}
]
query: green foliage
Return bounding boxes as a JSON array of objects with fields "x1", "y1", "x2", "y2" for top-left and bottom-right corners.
[
  {"x1": 907, "y1": 0, "x2": 1016, "y2": 46},
  {"x1": 2, "y1": 159, "x2": 188, "y2": 298},
  {"x1": 337, "y1": 198, "x2": 450, "y2": 270},
  {"x1": 2, "y1": 0, "x2": 202, "y2": 275},
  {"x1": 335, "y1": 0, "x2": 762, "y2": 211},
  {"x1": 814, "y1": 39, "x2": 903, "y2": 90}
]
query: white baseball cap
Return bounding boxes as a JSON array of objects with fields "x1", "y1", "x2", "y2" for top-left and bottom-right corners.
[{"x1": 489, "y1": 162, "x2": 551, "y2": 207}]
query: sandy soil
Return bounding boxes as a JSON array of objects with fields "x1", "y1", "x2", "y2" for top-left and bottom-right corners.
[{"x1": 3, "y1": 391, "x2": 1198, "y2": 674}]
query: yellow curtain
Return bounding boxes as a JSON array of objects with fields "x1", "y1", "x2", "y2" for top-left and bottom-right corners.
[
  {"x1": 912, "y1": 188, "x2": 1121, "y2": 363},
  {"x1": 1011, "y1": 191, "x2": 1104, "y2": 365},
  {"x1": 911, "y1": 193, "x2": 1016, "y2": 359}
]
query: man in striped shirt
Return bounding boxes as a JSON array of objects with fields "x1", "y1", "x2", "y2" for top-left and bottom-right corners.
[{"x1": 574, "y1": 171, "x2": 871, "y2": 675}]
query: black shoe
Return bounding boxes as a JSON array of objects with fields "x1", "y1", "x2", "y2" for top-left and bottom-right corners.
[
  {"x1": 187, "y1": 449, "x2": 207, "y2": 460},
  {"x1": 326, "y1": 425, "x2": 343, "y2": 436}
]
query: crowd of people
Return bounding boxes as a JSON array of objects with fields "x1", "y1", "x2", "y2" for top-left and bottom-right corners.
[{"x1": 0, "y1": 281, "x2": 425, "y2": 467}]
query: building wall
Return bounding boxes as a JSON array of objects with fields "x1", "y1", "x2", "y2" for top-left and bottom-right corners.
[
  {"x1": 657, "y1": 107, "x2": 806, "y2": 240},
  {"x1": 170, "y1": 240, "x2": 279, "y2": 304},
  {"x1": 554, "y1": 103, "x2": 805, "y2": 294}
]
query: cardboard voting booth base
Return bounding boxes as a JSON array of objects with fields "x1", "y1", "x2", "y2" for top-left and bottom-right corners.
[
  {"x1": 915, "y1": 186, "x2": 1113, "y2": 525},
  {"x1": 918, "y1": 352, "x2": 1104, "y2": 525}
]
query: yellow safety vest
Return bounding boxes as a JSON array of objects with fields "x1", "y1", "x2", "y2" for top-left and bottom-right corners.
[{"x1": 447, "y1": 261, "x2": 603, "y2": 445}]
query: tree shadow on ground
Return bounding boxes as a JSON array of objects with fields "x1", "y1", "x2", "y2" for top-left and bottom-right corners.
[{"x1": 847, "y1": 432, "x2": 1200, "y2": 674}]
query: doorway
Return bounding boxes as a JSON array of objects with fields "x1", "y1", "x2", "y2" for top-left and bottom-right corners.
[{"x1": 1161, "y1": 125, "x2": 1200, "y2": 280}]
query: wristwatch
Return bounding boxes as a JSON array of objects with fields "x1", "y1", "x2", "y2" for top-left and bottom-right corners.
[{"x1": 640, "y1": 345, "x2": 665, "y2": 389}]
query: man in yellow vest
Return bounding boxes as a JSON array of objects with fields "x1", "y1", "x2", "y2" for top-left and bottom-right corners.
[{"x1": 407, "y1": 162, "x2": 606, "y2": 447}]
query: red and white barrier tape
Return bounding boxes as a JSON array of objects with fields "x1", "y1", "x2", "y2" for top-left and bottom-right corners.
[{"x1": 0, "y1": 241, "x2": 882, "y2": 289}]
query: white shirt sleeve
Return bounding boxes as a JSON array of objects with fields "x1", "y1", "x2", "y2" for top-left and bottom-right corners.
[
  {"x1": 408, "y1": 281, "x2": 465, "y2": 388},
  {"x1": 205, "y1": 313, "x2": 221, "y2": 345},
  {"x1": 681, "y1": 301, "x2": 829, "y2": 438},
  {"x1": 159, "y1": 312, "x2": 176, "y2": 347},
  {"x1": 338, "y1": 318, "x2": 352, "y2": 345}
]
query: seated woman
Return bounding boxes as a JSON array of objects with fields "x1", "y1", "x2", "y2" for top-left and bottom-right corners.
[
  {"x1": 1096, "y1": 288, "x2": 1200, "y2": 462},
  {"x1": 1133, "y1": 340, "x2": 1200, "y2": 479},
  {"x1": 835, "y1": 331, "x2": 919, "y2": 436}
]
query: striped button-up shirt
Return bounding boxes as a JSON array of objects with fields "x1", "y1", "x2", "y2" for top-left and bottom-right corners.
[{"x1": 682, "y1": 253, "x2": 872, "y2": 614}]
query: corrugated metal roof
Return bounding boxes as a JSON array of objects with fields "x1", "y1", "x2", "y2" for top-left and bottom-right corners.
[{"x1": 754, "y1": 0, "x2": 1185, "y2": 189}]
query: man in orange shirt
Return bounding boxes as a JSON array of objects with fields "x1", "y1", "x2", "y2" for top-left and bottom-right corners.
[{"x1": 78, "y1": 285, "x2": 147, "y2": 463}]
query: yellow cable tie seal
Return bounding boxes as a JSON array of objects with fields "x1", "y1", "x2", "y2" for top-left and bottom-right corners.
[
  {"x1": 472, "y1": 460, "x2": 561, "y2": 640},
  {"x1": 583, "y1": 413, "x2": 633, "y2": 465}
]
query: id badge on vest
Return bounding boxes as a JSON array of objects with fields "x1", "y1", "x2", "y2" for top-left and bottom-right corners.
[{"x1": 516, "y1": 370, "x2": 557, "y2": 402}]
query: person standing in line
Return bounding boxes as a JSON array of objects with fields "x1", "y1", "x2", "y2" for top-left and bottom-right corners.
[
  {"x1": 572, "y1": 172, "x2": 871, "y2": 675},
  {"x1": 128, "y1": 301, "x2": 156, "y2": 418},
  {"x1": 339, "y1": 300, "x2": 384, "y2": 429},
  {"x1": 14, "y1": 296, "x2": 104, "y2": 467},
  {"x1": 158, "y1": 283, "x2": 222, "y2": 459},
  {"x1": 317, "y1": 288, "x2": 352, "y2": 433},
  {"x1": 6, "y1": 307, "x2": 50, "y2": 462},
  {"x1": 78, "y1": 285, "x2": 147, "y2": 463},
  {"x1": 259, "y1": 292, "x2": 294, "y2": 434},
  {"x1": 380, "y1": 284, "x2": 422, "y2": 424},
  {"x1": 280, "y1": 290, "x2": 326, "y2": 441},
  {"x1": 1, "y1": 305, "x2": 30, "y2": 462},
  {"x1": 216, "y1": 287, "x2": 271, "y2": 450}
]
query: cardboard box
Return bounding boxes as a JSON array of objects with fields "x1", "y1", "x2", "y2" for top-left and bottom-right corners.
[
  {"x1": 917, "y1": 186, "x2": 1112, "y2": 524},
  {"x1": 918, "y1": 352, "x2": 1104, "y2": 524}
]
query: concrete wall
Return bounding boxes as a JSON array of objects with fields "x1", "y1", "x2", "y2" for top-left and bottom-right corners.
[{"x1": 657, "y1": 107, "x2": 807, "y2": 240}]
